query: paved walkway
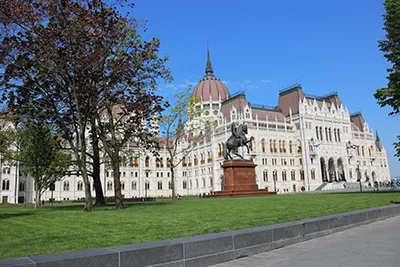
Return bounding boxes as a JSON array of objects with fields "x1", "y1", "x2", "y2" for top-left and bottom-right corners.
[{"x1": 212, "y1": 215, "x2": 400, "y2": 267}]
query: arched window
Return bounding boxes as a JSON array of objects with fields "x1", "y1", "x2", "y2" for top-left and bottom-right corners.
[
  {"x1": 132, "y1": 181, "x2": 137, "y2": 190},
  {"x1": 325, "y1": 127, "x2": 328, "y2": 140},
  {"x1": 273, "y1": 140, "x2": 277, "y2": 153},
  {"x1": 316, "y1": 126, "x2": 319, "y2": 140},
  {"x1": 168, "y1": 181, "x2": 172, "y2": 190},
  {"x1": 107, "y1": 181, "x2": 112, "y2": 191},
  {"x1": 202, "y1": 178, "x2": 206, "y2": 188},
  {"x1": 300, "y1": 170, "x2": 305, "y2": 180},
  {"x1": 282, "y1": 170, "x2": 287, "y2": 181},
  {"x1": 311, "y1": 169, "x2": 316, "y2": 180},
  {"x1": 196, "y1": 179, "x2": 199, "y2": 188},
  {"x1": 120, "y1": 181, "x2": 125, "y2": 191},
  {"x1": 218, "y1": 144, "x2": 222, "y2": 157},
  {"x1": 182, "y1": 180, "x2": 187, "y2": 189},
  {"x1": 145, "y1": 156, "x2": 150, "y2": 167},
  {"x1": 319, "y1": 127, "x2": 323, "y2": 141},
  {"x1": 145, "y1": 181, "x2": 150, "y2": 190},
  {"x1": 329, "y1": 128, "x2": 332, "y2": 141},
  {"x1": 2, "y1": 179, "x2": 10, "y2": 190},
  {"x1": 279, "y1": 140, "x2": 282, "y2": 153},
  {"x1": 194, "y1": 155, "x2": 198, "y2": 166},
  {"x1": 337, "y1": 129, "x2": 341, "y2": 142},
  {"x1": 261, "y1": 138, "x2": 266, "y2": 153},
  {"x1": 362, "y1": 146, "x2": 365, "y2": 156},
  {"x1": 63, "y1": 181, "x2": 70, "y2": 191},
  {"x1": 19, "y1": 181, "x2": 25, "y2": 191},
  {"x1": 282, "y1": 141, "x2": 286, "y2": 153},
  {"x1": 189, "y1": 180, "x2": 192, "y2": 189},
  {"x1": 209, "y1": 178, "x2": 213, "y2": 187},
  {"x1": 349, "y1": 169, "x2": 353, "y2": 179},
  {"x1": 160, "y1": 158, "x2": 164, "y2": 168},
  {"x1": 263, "y1": 170, "x2": 268, "y2": 182},
  {"x1": 269, "y1": 139, "x2": 273, "y2": 153},
  {"x1": 77, "y1": 181, "x2": 83, "y2": 191},
  {"x1": 208, "y1": 151, "x2": 212, "y2": 162},
  {"x1": 155, "y1": 158, "x2": 160, "y2": 168},
  {"x1": 158, "y1": 181, "x2": 163, "y2": 190},
  {"x1": 334, "y1": 129, "x2": 337, "y2": 142},
  {"x1": 291, "y1": 170, "x2": 296, "y2": 181},
  {"x1": 289, "y1": 141, "x2": 293, "y2": 154}
]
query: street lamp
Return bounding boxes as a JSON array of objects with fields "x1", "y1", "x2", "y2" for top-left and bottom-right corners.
[{"x1": 356, "y1": 165, "x2": 362, "y2": 192}]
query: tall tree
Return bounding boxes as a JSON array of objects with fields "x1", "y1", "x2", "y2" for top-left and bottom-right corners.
[
  {"x1": 375, "y1": 0, "x2": 400, "y2": 158},
  {"x1": 19, "y1": 122, "x2": 71, "y2": 210},
  {"x1": 159, "y1": 87, "x2": 217, "y2": 199},
  {"x1": 0, "y1": 0, "x2": 170, "y2": 210}
]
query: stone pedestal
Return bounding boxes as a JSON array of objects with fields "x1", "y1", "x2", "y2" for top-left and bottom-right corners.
[{"x1": 211, "y1": 160, "x2": 276, "y2": 198}]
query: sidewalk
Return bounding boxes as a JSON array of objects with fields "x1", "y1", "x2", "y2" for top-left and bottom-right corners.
[{"x1": 212, "y1": 215, "x2": 400, "y2": 267}]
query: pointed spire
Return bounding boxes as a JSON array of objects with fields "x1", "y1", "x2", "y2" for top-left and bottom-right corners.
[
  {"x1": 375, "y1": 130, "x2": 382, "y2": 151},
  {"x1": 205, "y1": 47, "x2": 214, "y2": 76}
]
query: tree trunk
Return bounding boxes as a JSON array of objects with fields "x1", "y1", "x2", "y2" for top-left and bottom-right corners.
[
  {"x1": 90, "y1": 123, "x2": 106, "y2": 206},
  {"x1": 34, "y1": 182, "x2": 38, "y2": 210},
  {"x1": 79, "y1": 132, "x2": 94, "y2": 211},
  {"x1": 170, "y1": 167, "x2": 176, "y2": 200},
  {"x1": 112, "y1": 155, "x2": 123, "y2": 209}
]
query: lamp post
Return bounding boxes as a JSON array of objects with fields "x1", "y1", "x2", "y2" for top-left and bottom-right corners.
[
  {"x1": 273, "y1": 172, "x2": 277, "y2": 192},
  {"x1": 356, "y1": 165, "x2": 362, "y2": 192}
]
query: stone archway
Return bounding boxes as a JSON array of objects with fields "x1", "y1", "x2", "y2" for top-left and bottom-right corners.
[
  {"x1": 328, "y1": 157, "x2": 336, "y2": 182},
  {"x1": 320, "y1": 157, "x2": 327, "y2": 182},
  {"x1": 337, "y1": 158, "x2": 345, "y2": 181}
]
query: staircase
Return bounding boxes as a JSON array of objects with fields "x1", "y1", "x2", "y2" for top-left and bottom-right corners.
[{"x1": 315, "y1": 182, "x2": 328, "y2": 190}]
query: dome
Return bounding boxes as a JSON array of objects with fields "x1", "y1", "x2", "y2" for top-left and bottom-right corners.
[{"x1": 191, "y1": 50, "x2": 230, "y2": 102}]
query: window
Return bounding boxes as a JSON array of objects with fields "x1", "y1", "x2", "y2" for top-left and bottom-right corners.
[
  {"x1": 291, "y1": 170, "x2": 296, "y2": 181},
  {"x1": 279, "y1": 140, "x2": 282, "y2": 153},
  {"x1": 145, "y1": 181, "x2": 150, "y2": 190},
  {"x1": 329, "y1": 128, "x2": 332, "y2": 141},
  {"x1": 202, "y1": 178, "x2": 206, "y2": 188},
  {"x1": 63, "y1": 181, "x2": 70, "y2": 191},
  {"x1": 209, "y1": 178, "x2": 213, "y2": 187},
  {"x1": 311, "y1": 169, "x2": 316, "y2": 180},
  {"x1": 19, "y1": 181, "x2": 25, "y2": 191},
  {"x1": 289, "y1": 141, "x2": 293, "y2": 153},
  {"x1": 319, "y1": 127, "x2": 323, "y2": 141},
  {"x1": 300, "y1": 170, "x2": 305, "y2": 180},
  {"x1": 316, "y1": 126, "x2": 319, "y2": 140},
  {"x1": 122, "y1": 172, "x2": 126, "y2": 177},
  {"x1": 282, "y1": 170, "x2": 287, "y2": 181},
  {"x1": 263, "y1": 170, "x2": 268, "y2": 182},
  {"x1": 77, "y1": 181, "x2": 83, "y2": 191},
  {"x1": 107, "y1": 181, "x2": 112, "y2": 191},
  {"x1": 120, "y1": 181, "x2": 125, "y2": 191},
  {"x1": 273, "y1": 140, "x2": 277, "y2": 152},
  {"x1": 262, "y1": 139, "x2": 266, "y2": 152},
  {"x1": 273, "y1": 170, "x2": 278, "y2": 181},
  {"x1": 349, "y1": 169, "x2": 353, "y2": 179},
  {"x1": 196, "y1": 179, "x2": 199, "y2": 188},
  {"x1": 183, "y1": 180, "x2": 187, "y2": 189},
  {"x1": 169, "y1": 181, "x2": 172, "y2": 190},
  {"x1": 3, "y1": 167, "x2": 10, "y2": 174},
  {"x1": 337, "y1": 129, "x2": 341, "y2": 142},
  {"x1": 132, "y1": 181, "x2": 137, "y2": 190},
  {"x1": 145, "y1": 156, "x2": 150, "y2": 167},
  {"x1": 2, "y1": 179, "x2": 10, "y2": 190},
  {"x1": 269, "y1": 139, "x2": 273, "y2": 153},
  {"x1": 158, "y1": 181, "x2": 163, "y2": 190}
]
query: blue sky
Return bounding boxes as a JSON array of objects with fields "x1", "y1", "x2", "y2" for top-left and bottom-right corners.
[{"x1": 129, "y1": 0, "x2": 399, "y2": 177}]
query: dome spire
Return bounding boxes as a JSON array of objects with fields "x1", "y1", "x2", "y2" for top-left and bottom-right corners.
[{"x1": 205, "y1": 46, "x2": 214, "y2": 76}]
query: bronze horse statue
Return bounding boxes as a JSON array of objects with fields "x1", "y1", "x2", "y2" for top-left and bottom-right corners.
[{"x1": 223, "y1": 123, "x2": 253, "y2": 160}]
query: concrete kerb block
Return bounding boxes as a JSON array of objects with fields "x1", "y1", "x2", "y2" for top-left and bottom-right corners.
[
  {"x1": 0, "y1": 257, "x2": 34, "y2": 267},
  {"x1": 366, "y1": 208, "x2": 383, "y2": 221},
  {"x1": 29, "y1": 248, "x2": 119, "y2": 267},
  {"x1": 233, "y1": 226, "x2": 273, "y2": 249},
  {"x1": 182, "y1": 232, "x2": 234, "y2": 259},
  {"x1": 109, "y1": 239, "x2": 183, "y2": 267},
  {"x1": 382, "y1": 205, "x2": 397, "y2": 218},
  {"x1": 303, "y1": 217, "x2": 329, "y2": 235},
  {"x1": 348, "y1": 210, "x2": 368, "y2": 225}
]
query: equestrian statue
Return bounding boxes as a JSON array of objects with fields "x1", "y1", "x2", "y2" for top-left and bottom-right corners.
[{"x1": 223, "y1": 122, "x2": 253, "y2": 160}]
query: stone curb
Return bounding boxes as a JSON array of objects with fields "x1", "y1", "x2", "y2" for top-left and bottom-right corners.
[{"x1": 1, "y1": 204, "x2": 400, "y2": 267}]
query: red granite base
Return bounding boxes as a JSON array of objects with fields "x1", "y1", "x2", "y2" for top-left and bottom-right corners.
[{"x1": 211, "y1": 160, "x2": 277, "y2": 198}]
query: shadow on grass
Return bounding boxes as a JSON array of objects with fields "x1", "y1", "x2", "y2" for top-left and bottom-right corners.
[
  {"x1": 0, "y1": 212, "x2": 34, "y2": 220},
  {"x1": 38, "y1": 201, "x2": 173, "y2": 211}
]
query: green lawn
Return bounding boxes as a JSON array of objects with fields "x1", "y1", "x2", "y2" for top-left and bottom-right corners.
[{"x1": 1, "y1": 191, "x2": 400, "y2": 260}]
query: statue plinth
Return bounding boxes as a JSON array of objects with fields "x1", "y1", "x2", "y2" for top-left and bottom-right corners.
[{"x1": 211, "y1": 159, "x2": 276, "y2": 198}]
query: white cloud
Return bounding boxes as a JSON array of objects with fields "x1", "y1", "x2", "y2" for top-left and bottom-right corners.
[{"x1": 261, "y1": 79, "x2": 272, "y2": 83}]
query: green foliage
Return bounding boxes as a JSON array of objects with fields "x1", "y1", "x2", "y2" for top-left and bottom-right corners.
[
  {"x1": 0, "y1": 192, "x2": 399, "y2": 259},
  {"x1": 375, "y1": 0, "x2": 400, "y2": 159},
  {"x1": 19, "y1": 123, "x2": 71, "y2": 203}
]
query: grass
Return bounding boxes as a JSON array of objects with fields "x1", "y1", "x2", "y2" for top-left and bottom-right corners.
[{"x1": 1, "y1": 191, "x2": 400, "y2": 260}]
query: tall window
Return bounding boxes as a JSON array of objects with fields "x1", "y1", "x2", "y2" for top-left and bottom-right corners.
[
  {"x1": 77, "y1": 181, "x2": 83, "y2": 191},
  {"x1": 183, "y1": 180, "x2": 187, "y2": 189},
  {"x1": 209, "y1": 178, "x2": 213, "y2": 187},
  {"x1": 273, "y1": 170, "x2": 278, "y2": 181},
  {"x1": 107, "y1": 181, "x2": 112, "y2": 191},
  {"x1": 325, "y1": 127, "x2": 328, "y2": 141},
  {"x1": 158, "y1": 181, "x2": 163, "y2": 190},
  {"x1": 145, "y1": 181, "x2": 150, "y2": 190},
  {"x1": 291, "y1": 170, "x2": 296, "y2": 181},
  {"x1": 145, "y1": 156, "x2": 150, "y2": 167},
  {"x1": 2, "y1": 179, "x2": 10, "y2": 190},
  {"x1": 269, "y1": 139, "x2": 273, "y2": 153},
  {"x1": 263, "y1": 170, "x2": 268, "y2": 182},
  {"x1": 262, "y1": 139, "x2": 266, "y2": 152},
  {"x1": 311, "y1": 169, "x2": 316, "y2": 180},
  {"x1": 334, "y1": 129, "x2": 337, "y2": 142},
  {"x1": 169, "y1": 181, "x2": 172, "y2": 190},
  {"x1": 202, "y1": 178, "x2": 206, "y2": 188},
  {"x1": 273, "y1": 140, "x2": 277, "y2": 152},
  {"x1": 282, "y1": 141, "x2": 286, "y2": 153},
  {"x1": 289, "y1": 141, "x2": 293, "y2": 153},
  {"x1": 329, "y1": 128, "x2": 332, "y2": 141},
  {"x1": 316, "y1": 126, "x2": 319, "y2": 140},
  {"x1": 63, "y1": 181, "x2": 70, "y2": 191},
  {"x1": 282, "y1": 170, "x2": 287, "y2": 181},
  {"x1": 279, "y1": 140, "x2": 282, "y2": 153},
  {"x1": 337, "y1": 129, "x2": 341, "y2": 142},
  {"x1": 132, "y1": 181, "x2": 137, "y2": 190},
  {"x1": 120, "y1": 181, "x2": 125, "y2": 191},
  {"x1": 300, "y1": 170, "x2": 305, "y2": 180},
  {"x1": 319, "y1": 127, "x2": 323, "y2": 141}
]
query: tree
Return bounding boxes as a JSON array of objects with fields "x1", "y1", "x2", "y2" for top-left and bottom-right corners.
[
  {"x1": 159, "y1": 87, "x2": 217, "y2": 199},
  {"x1": 375, "y1": 0, "x2": 400, "y2": 159},
  {"x1": 19, "y1": 122, "x2": 71, "y2": 210},
  {"x1": 0, "y1": 0, "x2": 170, "y2": 210}
]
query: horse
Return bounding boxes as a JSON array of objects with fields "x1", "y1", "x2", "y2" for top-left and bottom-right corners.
[{"x1": 223, "y1": 124, "x2": 253, "y2": 160}]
